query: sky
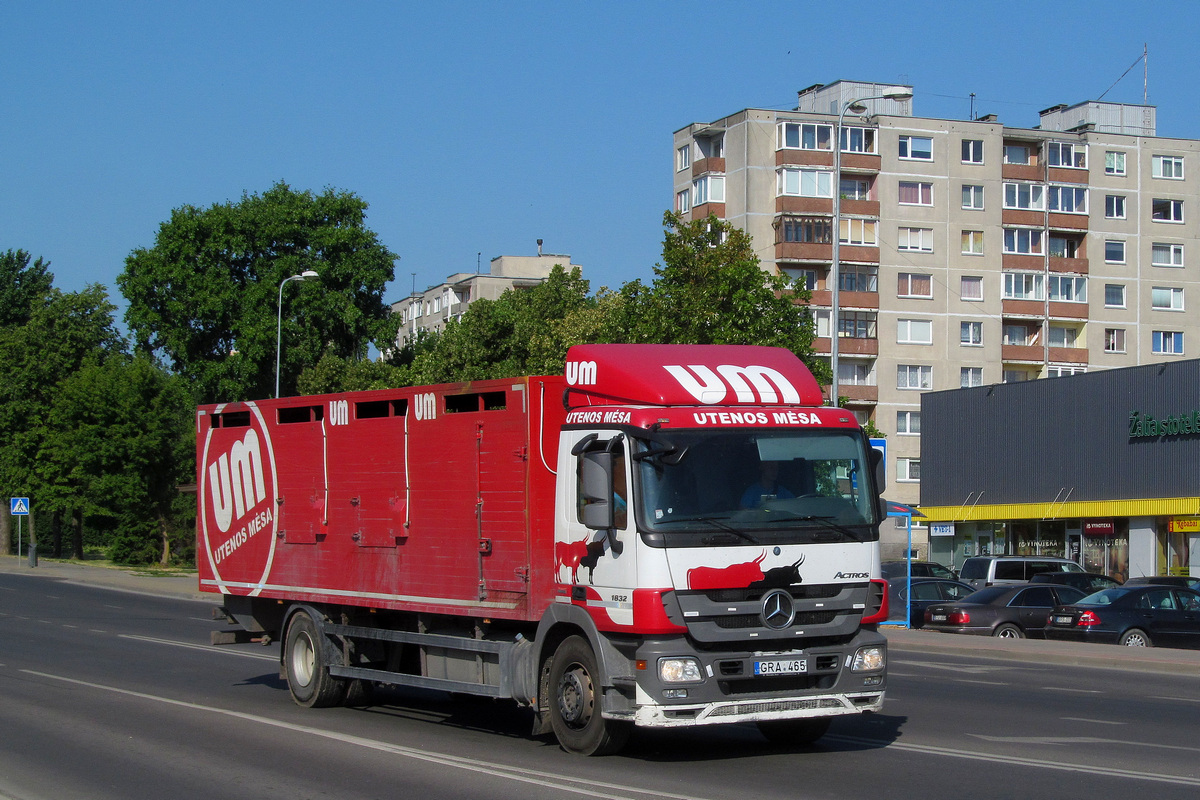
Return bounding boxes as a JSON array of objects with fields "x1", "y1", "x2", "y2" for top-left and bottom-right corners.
[{"x1": 2, "y1": 1, "x2": 1198, "y2": 326}]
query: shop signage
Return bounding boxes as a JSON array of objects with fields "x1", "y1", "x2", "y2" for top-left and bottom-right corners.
[
  {"x1": 1168, "y1": 517, "x2": 1200, "y2": 533},
  {"x1": 1083, "y1": 519, "x2": 1114, "y2": 536},
  {"x1": 1128, "y1": 409, "x2": 1200, "y2": 439},
  {"x1": 929, "y1": 522, "x2": 954, "y2": 537}
]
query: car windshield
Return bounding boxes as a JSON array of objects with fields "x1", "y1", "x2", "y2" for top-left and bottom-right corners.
[{"x1": 633, "y1": 428, "x2": 878, "y2": 545}]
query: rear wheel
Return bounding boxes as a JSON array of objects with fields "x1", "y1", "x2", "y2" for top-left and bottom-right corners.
[
  {"x1": 1119, "y1": 628, "x2": 1152, "y2": 647},
  {"x1": 284, "y1": 611, "x2": 347, "y2": 708},
  {"x1": 548, "y1": 636, "x2": 631, "y2": 756},
  {"x1": 756, "y1": 718, "x2": 831, "y2": 747},
  {"x1": 993, "y1": 623, "x2": 1025, "y2": 639}
]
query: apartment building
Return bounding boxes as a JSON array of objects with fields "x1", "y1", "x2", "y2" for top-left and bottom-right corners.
[
  {"x1": 673, "y1": 80, "x2": 1200, "y2": 555},
  {"x1": 392, "y1": 249, "x2": 582, "y2": 338}
]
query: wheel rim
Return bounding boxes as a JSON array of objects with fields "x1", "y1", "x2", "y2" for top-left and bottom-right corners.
[
  {"x1": 997, "y1": 627, "x2": 1018, "y2": 638},
  {"x1": 292, "y1": 631, "x2": 316, "y2": 684},
  {"x1": 557, "y1": 663, "x2": 594, "y2": 730},
  {"x1": 1124, "y1": 633, "x2": 1148, "y2": 647}
]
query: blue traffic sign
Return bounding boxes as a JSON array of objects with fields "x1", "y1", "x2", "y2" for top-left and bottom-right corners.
[{"x1": 10, "y1": 497, "x2": 30, "y2": 515}]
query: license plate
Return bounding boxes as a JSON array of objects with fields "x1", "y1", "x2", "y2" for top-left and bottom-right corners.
[
  {"x1": 1053, "y1": 615, "x2": 1073, "y2": 625},
  {"x1": 754, "y1": 659, "x2": 807, "y2": 676},
  {"x1": 930, "y1": 613, "x2": 947, "y2": 622}
]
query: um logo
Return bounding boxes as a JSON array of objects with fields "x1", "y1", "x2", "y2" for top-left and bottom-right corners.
[
  {"x1": 664, "y1": 364, "x2": 800, "y2": 405},
  {"x1": 207, "y1": 429, "x2": 268, "y2": 533},
  {"x1": 565, "y1": 360, "x2": 598, "y2": 386}
]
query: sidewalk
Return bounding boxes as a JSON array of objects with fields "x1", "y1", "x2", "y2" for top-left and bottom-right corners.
[{"x1": 4, "y1": 554, "x2": 1200, "y2": 676}]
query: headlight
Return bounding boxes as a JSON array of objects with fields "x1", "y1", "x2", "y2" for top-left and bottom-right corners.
[
  {"x1": 851, "y1": 646, "x2": 885, "y2": 672},
  {"x1": 659, "y1": 657, "x2": 703, "y2": 683}
]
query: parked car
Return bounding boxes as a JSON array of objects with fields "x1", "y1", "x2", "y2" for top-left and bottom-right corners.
[
  {"x1": 958, "y1": 556, "x2": 1085, "y2": 588},
  {"x1": 1030, "y1": 572, "x2": 1120, "y2": 593},
  {"x1": 886, "y1": 577, "x2": 975, "y2": 628},
  {"x1": 881, "y1": 560, "x2": 958, "y2": 580},
  {"x1": 1046, "y1": 585, "x2": 1200, "y2": 648},
  {"x1": 923, "y1": 583, "x2": 1087, "y2": 638},
  {"x1": 1122, "y1": 575, "x2": 1200, "y2": 590}
]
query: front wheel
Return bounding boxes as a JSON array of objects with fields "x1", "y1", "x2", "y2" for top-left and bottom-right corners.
[
  {"x1": 1119, "y1": 628, "x2": 1153, "y2": 647},
  {"x1": 284, "y1": 611, "x2": 348, "y2": 708},
  {"x1": 993, "y1": 623, "x2": 1025, "y2": 639},
  {"x1": 757, "y1": 718, "x2": 831, "y2": 747},
  {"x1": 548, "y1": 636, "x2": 631, "y2": 756}
]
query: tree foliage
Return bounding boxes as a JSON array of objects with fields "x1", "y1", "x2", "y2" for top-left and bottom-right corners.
[
  {"x1": 0, "y1": 249, "x2": 55, "y2": 330},
  {"x1": 118, "y1": 182, "x2": 399, "y2": 402}
]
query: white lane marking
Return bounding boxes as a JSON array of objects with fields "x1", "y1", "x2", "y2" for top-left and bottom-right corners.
[
  {"x1": 1147, "y1": 695, "x2": 1200, "y2": 704},
  {"x1": 21, "y1": 670, "x2": 720, "y2": 800},
  {"x1": 827, "y1": 734, "x2": 1200, "y2": 786},
  {"x1": 1061, "y1": 717, "x2": 1125, "y2": 726},
  {"x1": 118, "y1": 634, "x2": 277, "y2": 661},
  {"x1": 1043, "y1": 687, "x2": 1104, "y2": 694},
  {"x1": 953, "y1": 679, "x2": 1008, "y2": 686}
]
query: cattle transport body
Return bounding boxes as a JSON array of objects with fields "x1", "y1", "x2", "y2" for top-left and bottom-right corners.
[{"x1": 198, "y1": 344, "x2": 888, "y2": 755}]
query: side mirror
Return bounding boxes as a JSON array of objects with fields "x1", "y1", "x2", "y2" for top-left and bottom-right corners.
[
  {"x1": 580, "y1": 450, "x2": 615, "y2": 530},
  {"x1": 869, "y1": 446, "x2": 885, "y2": 493}
]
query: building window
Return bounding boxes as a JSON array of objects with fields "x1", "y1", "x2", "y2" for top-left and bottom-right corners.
[
  {"x1": 676, "y1": 144, "x2": 691, "y2": 172},
  {"x1": 961, "y1": 321, "x2": 983, "y2": 346},
  {"x1": 1048, "y1": 325, "x2": 1079, "y2": 348},
  {"x1": 1046, "y1": 366, "x2": 1087, "y2": 378},
  {"x1": 1152, "y1": 155, "x2": 1184, "y2": 179},
  {"x1": 693, "y1": 175, "x2": 725, "y2": 205},
  {"x1": 1003, "y1": 369, "x2": 1032, "y2": 383},
  {"x1": 961, "y1": 139, "x2": 984, "y2": 164},
  {"x1": 676, "y1": 190, "x2": 691, "y2": 213},
  {"x1": 898, "y1": 181, "x2": 933, "y2": 205},
  {"x1": 960, "y1": 367, "x2": 983, "y2": 387},
  {"x1": 896, "y1": 458, "x2": 921, "y2": 482},
  {"x1": 779, "y1": 122, "x2": 833, "y2": 151},
  {"x1": 896, "y1": 410, "x2": 921, "y2": 435},
  {"x1": 1104, "y1": 240, "x2": 1126, "y2": 264},
  {"x1": 837, "y1": 360, "x2": 875, "y2": 386},
  {"x1": 1105, "y1": 195, "x2": 1126, "y2": 219},
  {"x1": 839, "y1": 311, "x2": 877, "y2": 339},
  {"x1": 1003, "y1": 183, "x2": 1045, "y2": 210},
  {"x1": 1003, "y1": 324, "x2": 1030, "y2": 345},
  {"x1": 1048, "y1": 185, "x2": 1088, "y2": 214},
  {"x1": 780, "y1": 267, "x2": 818, "y2": 290},
  {"x1": 781, "y1": 216, "x2": 832, "y2": 244},
  {"x1": 897, "y1": 227, "x2": 933, "y2": 253},
  {"x1": 897, "y1": 318, "x2": 933, "y2": 344},
  {"x1": 960, "y1": 230, "x2": 984, "y2": 255},
  {"x1": 1049, "y1": 236, "x2": 1079, "y2": 259},
  {"x1": 840, "y1": 126, "x2": 877, "y2": 153},
  {"x1": 1152, "y1": 198, "x2": 1184, "y2": 223},
  {"x1": 1002, "y1": 272, "x2": 1044, "y2": 301},
  {"x1": 897, "y1": 365, "x2": 932, "y2": 391},
  {"x1": 778, "y1": 168, "x2": 832, "y2": 198},
  {"x1": 898, "y1": 135, "x2": 933, "y2": 161},
  {"x1": 839, "y1": 218, "x2": 878, "y2": 246},
  {"x1": 1048, "y1": 141, "x2": 1087, "y2": 169},
  {"x1": 1104, "y1": 328, "x2": 1126, "y2": 353},
  {"x1": 1003, "y1": 144, "x2": 1031, "y2": 165},
  {"x1": 962, "y1": 184, "x2": 984, "y2": 210},
  {"x1": 897, "y1": 273, "x2": 933, "y2": 298},
  {"x1": 840, "y1": 177, "x2": 871, "y2": 200},
  {"x1": 1105, "y1": 151, "x2": 1126, "y2": 176},
  {"x1": 1152, "y1": 330, "x2": 1184, "y2": 355},
  {"x1": 1003, "y1": 228, "x2": 1043, "y2": 255},
  {"x1": 1104, "y1": 284, "x2": 1126, "y2": 308},
  {"x1": 960, "y1": 276, "x2": 983, "y2": 301},
  {"x1": 1152, "y1": 286, "x2": 1184, "y2": 311},
  {"x1": 839, "y1": 266, "x2": 878, "y2": 292},
  {"x1": 1152, "y1": 243, "x2": 1184, "y2": 267},
  {"x1": 1049, "y1": 275, "x2": 1087, "y2": 303}
]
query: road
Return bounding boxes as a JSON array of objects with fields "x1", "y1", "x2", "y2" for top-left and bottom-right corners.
[{"x1": 2, "y1": 564, "x2": 1200, "y2": 799}]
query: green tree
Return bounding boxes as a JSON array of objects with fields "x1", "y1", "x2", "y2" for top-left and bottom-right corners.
[
  {"x1": 0, "y1": 249, "x2": 55, "y2": 330},
  {"x1": 119, "y1": 182, "x2": 399, "y2": 403}
]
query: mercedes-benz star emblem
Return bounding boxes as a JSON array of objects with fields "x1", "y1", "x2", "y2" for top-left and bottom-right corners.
[{"x1": 761, "y1": 589, "x2": 795, "y2": 630}]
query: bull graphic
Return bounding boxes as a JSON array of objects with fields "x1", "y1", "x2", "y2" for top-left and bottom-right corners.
[
  {"x1": 687, "y1": 552, "x2": 805, "y2": 591},
  {"x1": 556, "y1": 539, "x2": 606, "y2": 584}
]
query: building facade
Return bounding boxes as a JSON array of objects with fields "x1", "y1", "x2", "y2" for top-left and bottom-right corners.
[
  {"x1": 392, "y1": 250, "x2": 582, "y2": 339},
  {"x1": 920, "y1": 359, "x2": 1200, "y2": 581},
  {"x1": 673, "y1": 80, "x2": 1200, "y2": 556}
]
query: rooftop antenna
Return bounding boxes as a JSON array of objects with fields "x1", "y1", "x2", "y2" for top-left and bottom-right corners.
[
  {"x1": 1098, "y1": 45, "x2": 1148, "y2": 102},
  {"x1": 969, "y1": 92, "x2": 976, "y2": 121}
]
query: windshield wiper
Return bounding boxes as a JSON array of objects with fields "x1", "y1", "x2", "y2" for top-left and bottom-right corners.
[
  {"x1": 765, "y1": 513, "x2": 867, "y2": 542},
  {"x1": 673, "y1": 515, "x2": 761, "y2": 545}
]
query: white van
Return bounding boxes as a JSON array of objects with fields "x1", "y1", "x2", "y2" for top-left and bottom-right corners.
[{"x1": 958, "y1": 556, "x2": 1085, "y2": 588}]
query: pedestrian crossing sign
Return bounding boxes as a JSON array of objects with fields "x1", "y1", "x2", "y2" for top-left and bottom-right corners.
[{"x1": 10, "y1": 497, "x2": 29, "y2": 516}]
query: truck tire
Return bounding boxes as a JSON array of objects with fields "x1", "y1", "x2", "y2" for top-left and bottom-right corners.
[
  {"x1": 548, "y1": 635, "x2": 631, "y2": 756},
  {"x1": 756, "y1": 718, "x2": 831, "y2": 746},
  {"x1": 284, "y1": 611, "x2": 347, "y2": 708}
]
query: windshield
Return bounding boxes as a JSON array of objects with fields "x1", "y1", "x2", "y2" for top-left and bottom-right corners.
[{"x1": 633, "y1": 428, "x2": 878, "y2": 546}]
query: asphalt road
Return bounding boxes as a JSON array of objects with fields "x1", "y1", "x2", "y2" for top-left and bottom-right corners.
[{"x1": 3, "y1": 557, "x2": 1200, "y2": 799}]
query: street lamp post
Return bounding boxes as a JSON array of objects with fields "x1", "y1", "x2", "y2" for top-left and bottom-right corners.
[
  {"x1": 830, "y1": 86, "x2": 913, "y2": 407},
  {"x1": 276, "y1": 270, "x2": 320, "y2": 398}
]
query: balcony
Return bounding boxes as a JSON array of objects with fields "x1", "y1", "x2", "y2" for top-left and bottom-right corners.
[
  {"x1": 1047, "y1": 166, "x2": 1088, "y2": 184},
  {"x1": 1048, "y1": 256, "x2": 1088, "y2": 274},
  {"x1": 692, "y1": 157, "x2": 725, "y2": 177},
  {"x1": 1048, "y1": 301, "x2": 1088, "y2": 320},
  {"x1": 1002, "y1": 344, "x2": 1044, "y2": 363},
  {"x1": 691, "y1": 202, "x2": 725, "y2": 219},
  {"x1": 1048, "y1": 347, "x2": 1089, "y2": 364},
  {"x1": 777, "y1": 241, "x2": 830, "y2": 263},
  {"x1": 837, "y1": 336, "x2": 878, "y2": 356},
  {"x1": 840, "y1": 198, "x2": 880, "y2": 216},
  {"x1": 838, "y1": 290, "x2": 879, "y2": 310},
  {"x1": 837, "y1": 384, "x2": 879, "y2": 405},
  {"x1": 777, "y1": 196, "x2": 832, "y2": 215},
  {"x1": 1002, "y1": 209, "x2": 1044, "y2": 227},
  {"x1": 1002, "y1": 163, "x2": 1042, "y2": 181},
  {"x1": 1002, "y1": 299, "x2": 1044, "y2": 317},
  {"x1": 841, "y1": 152, "x2": 882, "y2": 172},
  {"x1": 777, "y1": 150, "x2": 834, "y2": 168},
  {"x1": 1002, "y1": 253, "x2": 1043, "y2": 271},
  {"x1": 1048, "y1": 212, "x2": 1088, "y2": 231}
]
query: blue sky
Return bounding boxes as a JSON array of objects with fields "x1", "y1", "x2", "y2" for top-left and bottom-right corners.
[{"x1": 2, "y1": 2, "x2": 1196, "y2": 323}]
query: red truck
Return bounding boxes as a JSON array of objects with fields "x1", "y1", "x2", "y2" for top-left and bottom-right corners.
[{"x1": 198, "y1": 343, "x2": 888, "y2": 755}]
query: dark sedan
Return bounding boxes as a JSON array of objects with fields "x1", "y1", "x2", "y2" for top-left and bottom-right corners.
[
  {"x1": 923, "y1": 584, "x2": 1086, "y2": 639},
  {"x1": 1030, "y1": 572, "x2": 1120, "y2": 593},
  {"x1": 887, "y1": 577, "x2": 975, "y2": 628},
  {"x1": 1122, "y1": 575, "x2": 1200, "y2": 590},
  {"x1": 1045, "y1": 585, "x2": 1200, "y2": 648},
  {"x1": 882, "y1": 560, "x2": 957, "y2": 580}
]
